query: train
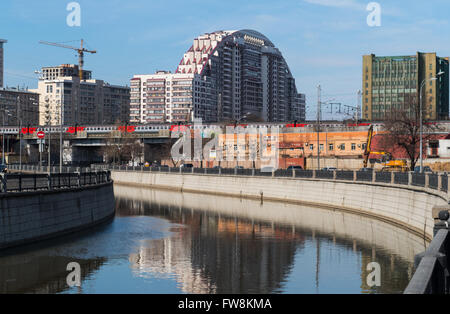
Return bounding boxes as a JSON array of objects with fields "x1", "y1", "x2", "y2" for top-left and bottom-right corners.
[{"x1": 0, "y1": 121, "x2": 390, "y2": 136}]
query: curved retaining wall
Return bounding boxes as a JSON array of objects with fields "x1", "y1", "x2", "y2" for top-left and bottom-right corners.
[
  {"x1": 0, "y1": 182, "x2": 115, "y2": 250},
  {"x1": 111, "y1": 171, "x2": 448, "y2": 241}
]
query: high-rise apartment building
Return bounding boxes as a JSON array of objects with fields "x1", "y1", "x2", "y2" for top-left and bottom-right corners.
[
  {"x1": 130, "y1": 71, "x2": 215, "y2": 124},
  {"x1": 32, "y1": 64, "x2": 130, "y2": 126},
  {"x1": 362, "y1": 53, "x2": 449, "y2": 121},
  {"x1": 0, "y1": 39, "x2": 7, "y2": 88},
  {"x1": 131, "y1": 30, "x2": 304, "y2": 124},
  {"x1": 176, "y1": 30, "x2": 304, "y2": 123},
  {"x1": 172, "y1": 29, "x2": 304, "y2": 123}
]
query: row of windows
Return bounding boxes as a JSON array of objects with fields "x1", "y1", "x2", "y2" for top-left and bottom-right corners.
[{"x1": 306, "y1": 143, "x2": 366, "y2": 151}]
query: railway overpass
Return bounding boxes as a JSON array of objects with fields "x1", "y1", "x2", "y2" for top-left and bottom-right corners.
[{"x1": 1, "y1": 121, "x2": 450, "y2": 165}]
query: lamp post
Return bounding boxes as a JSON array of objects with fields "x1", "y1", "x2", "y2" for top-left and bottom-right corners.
[
  {"x1": 1, "y1": 110, "x2": 11, "y2": 165},
  {"x1": 419, "y1": 71, "x2": 444, "y2": 173},
  {"x1": 59, "y1": 92, "x2": 64, "y2": 173},
  {"x1": 17, "y1": 96, "x2": 22, "y2": 171}
]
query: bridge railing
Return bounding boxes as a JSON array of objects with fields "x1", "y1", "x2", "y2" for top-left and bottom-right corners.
[
  {"x1": 0, "y1": 169, "x2": 111, "y2": 193},
  {"x1": 404, "y1": 212, "x2": 450, "y2": 294},
  {"x1": 101, "y1": 164, "x2": 449, "y2": 194}
]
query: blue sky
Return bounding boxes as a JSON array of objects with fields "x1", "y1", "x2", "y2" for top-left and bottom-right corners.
[{"x1": 1, "y1": 0, "x2": 450, "y2": 120}]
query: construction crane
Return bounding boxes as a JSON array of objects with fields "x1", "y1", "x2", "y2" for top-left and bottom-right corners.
[{"x1": 39, "y1": 39, "x2": 96, "y2": 80}]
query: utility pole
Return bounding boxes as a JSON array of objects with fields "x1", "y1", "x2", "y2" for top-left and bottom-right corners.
[
  {"x1": 1, "y1": 110, "x2": 8, "y2": 165},
  {"x1": 317, "y1": 85, "x2": 321, "y2": 170},
  {"x1": 356, "y1": 90, "x2": 362, "y2": 124},
  {"x1": 48, "y1": 125, "x2": 51, "y2": 173},
  {"x1": 59, "y1": 92, "x2": 64, "y2": 173},
  {"x1": 17, "y1": 96, "x2": 22, "y2": 171}
]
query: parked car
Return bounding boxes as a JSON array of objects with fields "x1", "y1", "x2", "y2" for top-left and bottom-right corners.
[
  {"x1": 287, "y1": 165, "x2": 303, "y2": 171},
  {"x1": 180, "y1": 163, "x2": 194, "y2": 168},
  {"x1": 414, "y1": 166, "x2": 433, "y2": 173},
  {"x1": 0, "y1": 164, "x2": 7, "y2": 173},
  {"x1": 321, "y1": 167, "x2": 337, "y2": 171},
  {"x1": 260, "y1": 166, "x2": 275, "y2": 173},
  {"x1": 234, "y1": 166, "x2": 244, "y2": 169},
  {"x1": 359, "y1": 167, "x2": 374, "y2": 172}
]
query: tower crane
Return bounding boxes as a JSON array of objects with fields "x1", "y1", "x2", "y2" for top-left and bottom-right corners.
[{"x1": 39, "y1": 39, "x2": 96, "y2": 80}]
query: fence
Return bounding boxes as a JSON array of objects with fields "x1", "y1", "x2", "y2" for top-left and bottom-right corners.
[
  {"x1": 0, "y1": 170, "x2": 111, "y2": 193},
  {"x1": 97, "y1": 164, "x2": 449, "y2": 194},
  {"x1": 8, "y1": 164, "x2": 92, "y2": 174}
]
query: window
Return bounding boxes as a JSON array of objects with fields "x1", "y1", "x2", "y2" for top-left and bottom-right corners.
[
  {"x1": 309, "y1": 144, "x2": 314, "y2": 151},
  {"x1": 329, "y1": 144, "x2": 334, "y2": 151},
  {"x1": 351, "y1": 143, "x2": 356, "y2": 150},
  {"x1": 339, "y1": 144, "x2": 345, "y2": 150}
]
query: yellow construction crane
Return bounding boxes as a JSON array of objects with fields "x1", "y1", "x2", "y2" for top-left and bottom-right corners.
[
  {"x1": 362, "y1": 125, "x2": 408, "y2": 171},
  {"x1": 363, "y1": 125, "x2": 378, "y2": 168},
  {"x1": 39, "y1": 39, "x2": 97, "y2": 80}
]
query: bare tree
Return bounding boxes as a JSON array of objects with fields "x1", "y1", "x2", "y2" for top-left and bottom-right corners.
[
  {"x1": 101, "y1": 126, "x2": 142, "y2": 165},
  {"x1": 378, "y1": 94, "x2": 439, "y2": 171}
]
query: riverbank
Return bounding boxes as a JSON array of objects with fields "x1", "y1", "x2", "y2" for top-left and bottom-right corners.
[
  {"x1": 111, "y1": 171, "x2": 447, "y2": 241},
  {"x1": 0, "y1": 181, "x2": 115, "y2": 250}
]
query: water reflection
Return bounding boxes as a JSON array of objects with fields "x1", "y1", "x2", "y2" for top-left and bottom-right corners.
[
  {"x1": 115, "y1": 186, "x2": 427, "y2": 294},
  {"x1": 0, "y1": 185, "x2": 427, "y2": 294}
]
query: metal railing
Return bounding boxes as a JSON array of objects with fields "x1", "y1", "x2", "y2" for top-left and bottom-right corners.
[
  {"x1": 0, "y1": 170, "x2": 111, "y2": 193},
  {"x1": 98, "y1": 164, "x2": 449, "y2": 194},
  {"x1": 8, "y1": 164, "x2": 92, "y2": 174},
  {"x1": 404, "y1": 213, "x2": 450, "y2": 294}
]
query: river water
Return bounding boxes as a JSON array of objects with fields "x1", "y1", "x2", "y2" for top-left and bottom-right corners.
[{"x1": 0, "y1": 185, "x2": 428, "y2": 294}]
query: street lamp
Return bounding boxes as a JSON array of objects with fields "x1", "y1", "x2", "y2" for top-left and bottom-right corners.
[
  {"x1": 1, "y1": 110, "x2": 11, "y2": 165},
  {"x1": 419, "y1": 71, "x2": 444, "y2": 173},
  {"x1": 59, "y1": 92, "x2": 65, "y2": 173}
]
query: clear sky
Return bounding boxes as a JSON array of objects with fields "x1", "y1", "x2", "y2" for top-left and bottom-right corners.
[{"x1": 1, "y1": 0, "x2": 449, "y2": 120}]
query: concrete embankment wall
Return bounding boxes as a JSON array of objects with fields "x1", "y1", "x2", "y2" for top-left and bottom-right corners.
[
  {"x1": 111, "y1": 171, "x2": 448, "y2": 241},
  {"x1": 0, "y1": 182, "x2": 115, "y2": 250}
]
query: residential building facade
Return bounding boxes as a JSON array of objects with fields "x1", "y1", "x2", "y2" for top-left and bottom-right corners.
[
  {"x1": 362, "y1": 53, "x2": 449, "y2": 121},
  {"x1": 173, "y1": 29, "x2": 304, "y2": 123},
  {"x1": 0, "y1": 88, "x2": 39, "y2": 126},
  {"x1": 32, "y1": 64, "x2": 130, "y2": 126},
  {"x1": 130, "y1": 71, "x2": 215, "y2": 124}
]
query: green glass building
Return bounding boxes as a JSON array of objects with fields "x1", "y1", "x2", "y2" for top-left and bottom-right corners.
[{"x1": 362, "y1": 52, "x2": 449, "y2": 121}]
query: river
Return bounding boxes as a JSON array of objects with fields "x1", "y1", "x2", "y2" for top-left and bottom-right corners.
[{"x1": 0, "y1": 185, "x2": 427, "y2": 294}]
